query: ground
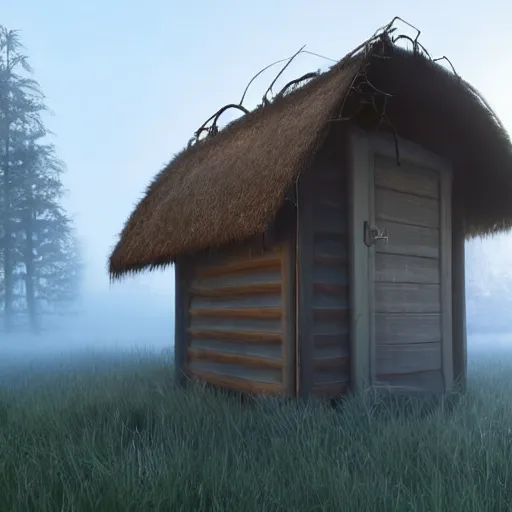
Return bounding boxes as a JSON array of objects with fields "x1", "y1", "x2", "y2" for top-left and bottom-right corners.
[{"x1": 0, "y1": 347, "x2": 510, "y2": 511}]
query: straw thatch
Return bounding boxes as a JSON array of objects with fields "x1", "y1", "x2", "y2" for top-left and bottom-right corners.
[{"x1": 109, "y1": 32, "x2": 512, "y2": 279}]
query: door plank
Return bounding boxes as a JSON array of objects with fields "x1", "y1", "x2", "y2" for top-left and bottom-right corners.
[
  {"x1": 375, "y1": 282, "x2": 440, "y2": 314},
  {"x1": 375, "y1": 253, "x2": 440, "y2": 284},
  {"x1": 375, "y1": 188, "x2": 439, "y2": 229},
  {"x1": 375, "y1": 220, "x2": 439, "y2": 259},
  {"x1": 375, "y1": 155, "x2": 439, "y2": 199},
  {"x1": 374, "y1": 370, "x2": 444, "y2": 393},
  {"x1": 375, "y1": 313, "x2": 441, "y2": 344},
  {"x1": 376, "y1": 342, "x2": 442, "y2": 375}
]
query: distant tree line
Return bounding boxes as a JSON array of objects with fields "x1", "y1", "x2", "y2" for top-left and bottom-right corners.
[{"x1": 0, "y1": 26, "x2": 82, "y2": 334}]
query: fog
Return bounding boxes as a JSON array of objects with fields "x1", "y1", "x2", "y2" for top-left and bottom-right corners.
[
  {"x1": 1, "y1": 1, "x2": 512, "y2": 374},
  {"x1": 0, "y1": 283, "x2": 174, "y2": 357}
]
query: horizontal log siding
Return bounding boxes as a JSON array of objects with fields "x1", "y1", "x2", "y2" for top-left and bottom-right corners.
[{"x1": 185, "y1": 237, "x2": 292, "y2": 395}]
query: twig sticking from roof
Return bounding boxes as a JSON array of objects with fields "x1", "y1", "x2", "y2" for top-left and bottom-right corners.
[
  {"x1": 301, "y1": 50, "x2": 337, "y2": 63},
  {"x1": 275, "y1": 72, "x2": 320, "y2": 100},
  {"x1": 238, "y1": 50, "x2": 335, "y2": 108},
  {"x1": 238, "y1": 56, "x2": 295, "y2": 107},
  {"x1": 374, "y1": 16, "x2": 419, "y2": 42},
  {"x1": 261, "y1": 45, "x2": 306, "y2": 106},
  {"x1": 187, "y1": 104, "x2": 250, "y2": 148},
  {"x1": 190, "y1": 46, "x2": 331, "y2": 147},
  {"x1": 433, "y1": 55, "x2": 459, "y2": 76},
  {"x1": 392, "y1": 34, "x2": 432, "y2": 59}
]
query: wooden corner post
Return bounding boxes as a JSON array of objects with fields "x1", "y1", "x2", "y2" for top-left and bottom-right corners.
[{"x1": 348, "y1": 129, "x2": 373, "y2": 393}]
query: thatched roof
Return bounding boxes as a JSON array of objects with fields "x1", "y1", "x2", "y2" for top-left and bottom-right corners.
[{"x1": 109, "y1": 28, "x2": 512, "y2": 279}]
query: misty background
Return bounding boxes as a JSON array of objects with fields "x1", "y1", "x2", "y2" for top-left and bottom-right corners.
[{"x1": 1, "y1": 2, "x2": 511, "y2": 366}]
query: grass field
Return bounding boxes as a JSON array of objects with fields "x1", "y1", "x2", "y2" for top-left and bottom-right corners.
[{"x1": 0, "y1": 348, "x2": 511, "y2": 511}]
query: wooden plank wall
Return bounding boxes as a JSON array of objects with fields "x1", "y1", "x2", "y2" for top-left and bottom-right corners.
[
  {"x1": 184, "y1": 236, "x2": 295, "y2": 395},
  {"x1": 299, "y1": 146, "x2": 350, "y2": 399},
  {"x1": 373, "y1": 155, "x2": 444, "y2": 392}
]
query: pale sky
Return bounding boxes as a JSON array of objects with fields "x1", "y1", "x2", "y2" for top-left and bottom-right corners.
[{"x1": 3, "y1": 1, "x2": 512, "y2": 302}]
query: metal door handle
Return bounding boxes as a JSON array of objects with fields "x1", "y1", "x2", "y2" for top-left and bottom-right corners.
[{"x1": 364, "y1": 221, "x2": 389, "y2": 247}]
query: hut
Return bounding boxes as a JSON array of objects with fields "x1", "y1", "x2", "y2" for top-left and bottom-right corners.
[{"x1": 109, "y1": 24, "x2": 512, "y2": 398}]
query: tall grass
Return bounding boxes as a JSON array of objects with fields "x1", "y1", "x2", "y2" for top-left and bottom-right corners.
[{"x1": 0, "y1": 349, "x2": 511, "y2": 511}]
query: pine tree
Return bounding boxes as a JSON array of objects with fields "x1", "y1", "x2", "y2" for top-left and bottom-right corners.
[
  {"x1": 0, "y1": 25, "x2": 83, "y2": 333},
  {"x1": 0, "y1": 26, "x2": 46, "y2": 332},
  {"x1": 11, "y1": 117, "x2": 83, "y2": 331}
]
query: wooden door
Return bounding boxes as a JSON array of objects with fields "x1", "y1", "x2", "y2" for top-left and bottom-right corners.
[{"x1": 349, "y1": 130, "x2": 453, "y2": 393}]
